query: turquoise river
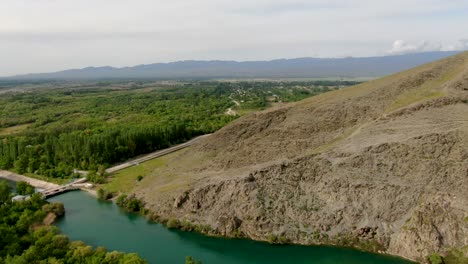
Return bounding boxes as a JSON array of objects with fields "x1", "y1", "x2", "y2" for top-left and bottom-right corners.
[{"x1": 47, "y1": 191, "x2": 415, "y2": 264}]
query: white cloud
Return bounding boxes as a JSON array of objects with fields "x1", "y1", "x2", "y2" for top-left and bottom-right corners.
[
  {"x1": 444, "y1": 39, "x2": 468, "y2": 51},
  {"x1": 387, "y1": 40, "x2": 442, "y2": 55},
  {"x1": 387, "y1": 39, "x2": 468, "y2": 55}
]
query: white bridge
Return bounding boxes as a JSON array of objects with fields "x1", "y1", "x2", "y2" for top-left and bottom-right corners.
[{"x1": 39, "y1": 178, "x2": 89, "y2": 198}]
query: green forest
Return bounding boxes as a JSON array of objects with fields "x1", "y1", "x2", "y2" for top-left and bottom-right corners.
[
  {"x1": 0, "y1": 180, "x2": 147, "y2": 264},
  {"x1": 0, "y1": 80, "x2": 358, "y2": 180}
]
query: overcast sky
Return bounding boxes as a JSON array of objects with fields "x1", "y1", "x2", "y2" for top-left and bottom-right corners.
[{"x1": 1, "y1": 0, "x2": 468, "y2": 76}]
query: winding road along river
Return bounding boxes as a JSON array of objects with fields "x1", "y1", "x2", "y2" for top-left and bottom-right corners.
[{"x1": 49, "y1": 191, "x2": 413, "y2": 264}]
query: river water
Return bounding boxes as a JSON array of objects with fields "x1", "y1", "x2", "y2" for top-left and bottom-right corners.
[
  {"x1": 49, "y1": 191, "x2": 413, "y2": 264},
  {"x1": 6, "y1": 179, "x2": 16, "y2": 192}
]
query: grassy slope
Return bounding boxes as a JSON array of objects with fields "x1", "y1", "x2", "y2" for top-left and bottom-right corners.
[
  {"x1": 104, "y1": 52, "x2": 468, "y2": 198},
  {"x1": 101, "y1": 148, "x2": 190, "y2": 194},
  {"x1": 129, "y1": 52, "x2": 468, "y2": 196}
]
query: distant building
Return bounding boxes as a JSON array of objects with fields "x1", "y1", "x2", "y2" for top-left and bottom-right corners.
[{"x1": 12, "y1": 195, "x2": 30, "y2": 202}]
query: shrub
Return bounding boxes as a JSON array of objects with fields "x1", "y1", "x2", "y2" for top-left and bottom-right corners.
[
  {"x1": 97, "y1": 188, "x2": 113, "y2": 200},
  {"x1": 87, "y1": 171, "x2": 105, "y2": 184},
  {"x1": 116, "y1": 194, "x2": 144, "y2": 213},
  {"x1": 267, "y1": 233, "x2": 278, "y2": 244},
  {"x1": 231, "y1": 229, "x2": 243, "y2": 238},
  {"x1": 444, "y1": 248, "x2": 468, "y2": 264},
  {"x1": 185, "y1": 256, "x2": 202, "y2": 264},
  {"x1": 267, "y1": 233, "x2": 289, "y2": 244},
  {"x1": 180, "y1": 220, "x2": 194, "y2": 231},
  {"x1": 42, "y1": 202, "x2": 65, "y2": 217},
  {"x1": 166, "y1": 218, "x2": 181, "y2": 229},
  {"x1": 116, "y1": 194, "x2": 127, "y2": 207},
  {"x1": 426, "y1": 253, "x2": 444, "y2": 264},
  {"x1": 278, "y1": 235, "x2": 289, "y2": 244},
  {"x1": 126, "y1": 197, "x2": 143, "y2": 212},
  {"x1": 16, "y1": 181, "x2": 35, "y2": 195}
]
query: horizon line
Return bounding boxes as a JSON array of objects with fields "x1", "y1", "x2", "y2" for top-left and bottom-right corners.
[{"x1": 2, "y1": 50, "x2": 464, "y2": 79}]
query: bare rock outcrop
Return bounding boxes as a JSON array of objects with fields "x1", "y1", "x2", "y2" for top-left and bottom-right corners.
[
  {"x1": 389, "y1": 194, "x2": 468, "y2": 261},
  {"x1": 136, "y1": 51, "x2": 468, "y2": 262}
]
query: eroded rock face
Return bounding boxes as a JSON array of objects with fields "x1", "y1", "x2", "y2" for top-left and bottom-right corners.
[
  {"x1": 145, "y1": 130, "x2": 467, "y2": 261},
  {"x1": 174, "y1": 191, "x2": 190, "y2": 208},
  {"x1": 136, "y1": 52, "x2": 468, "y2": 261},
  {"x1": 388, "y1": 194, "x2": 468, "y2": 261},
  {"x1": 215, "y1": 215, "x2": 243, "y2": 236}
]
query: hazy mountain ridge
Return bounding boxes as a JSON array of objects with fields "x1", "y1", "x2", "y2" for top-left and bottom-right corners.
[{"x1": 5, "y1": 51, "x2": 461, "y2": 80}]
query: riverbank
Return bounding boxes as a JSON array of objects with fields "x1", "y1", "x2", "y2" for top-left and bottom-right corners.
[
  {"x1": 50, "y1": 191, "x2": 413, "y2": 264},
  {"x1": 0, "y1": 170, "x2": 59, "y2": 189},
  {"x1": 101, "y1": 192, "x2": 416, "y2": 263},
  {"x1": 80, "y1": 187, "x2": 98, "y2": 197}
]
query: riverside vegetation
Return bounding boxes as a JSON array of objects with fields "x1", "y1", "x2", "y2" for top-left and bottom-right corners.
[
  {"x1": 1, "y1": 180, "x2": 205, "y2": 264},
  {"x1": 0, "y1": 180, "x2": 147, "y2": 264}
]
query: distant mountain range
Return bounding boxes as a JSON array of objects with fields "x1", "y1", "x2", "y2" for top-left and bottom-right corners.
[{"x1": 4, "y1": 51, "x2": 462, "y2": 80}]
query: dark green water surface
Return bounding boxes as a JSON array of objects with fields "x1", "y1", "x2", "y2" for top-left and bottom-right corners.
[
  {"x1": 49, "y1": 191, "x2": 413, "y2": 264},
  {"x1": 6, "y1": 179, "x2": 16, "y2": 192}
]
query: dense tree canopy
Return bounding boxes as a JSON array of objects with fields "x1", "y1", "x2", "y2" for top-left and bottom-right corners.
[
  {"x1": 15, "y1": 181, "x2": 35, "y2": 196},
  {"x1": 0, "y1": 84, "x2": 236, "y2": 178},
  {"x1": 0, "y1": 80, "x2": 357, "y2": 180},
  {"x1": 0, "y1": 180, "x2": 147, "y2": 264}
]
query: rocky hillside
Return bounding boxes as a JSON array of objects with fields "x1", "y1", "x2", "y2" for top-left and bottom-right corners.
[{"x1": 133, "y1": 52, "x2": 468, "y2": 262}]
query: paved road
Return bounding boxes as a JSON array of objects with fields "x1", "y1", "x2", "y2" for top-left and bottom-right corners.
[
  {"x1": 0, "y1": 135, "x2": 211, "y2": 191},
  {"x1": 105, "y1": 134, "x2": 211, "y2": 174},
  {"x1": 0, "y1": 170, "x2": 59, "y2": 189}
]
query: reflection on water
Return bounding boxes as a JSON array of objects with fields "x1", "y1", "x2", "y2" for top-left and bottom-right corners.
[{"x1": 1, "y1": 178, "x2": 17, "y2": 192}]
